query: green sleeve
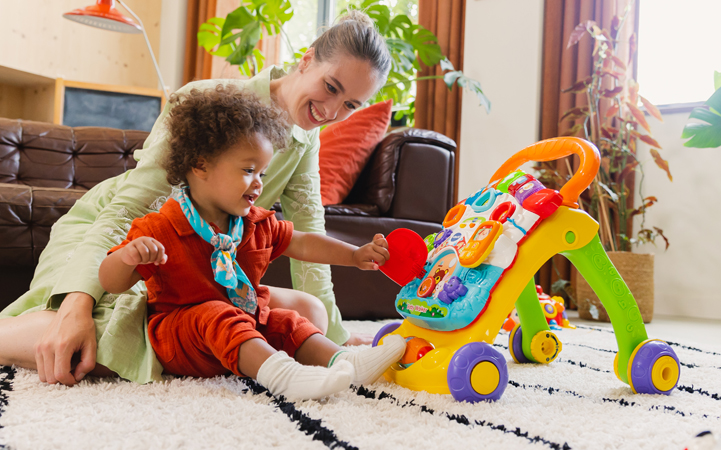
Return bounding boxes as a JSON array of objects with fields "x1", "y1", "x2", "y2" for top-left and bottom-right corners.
[
  {"x1": 48, "y1": 106, "x2": 175, "y2": 308},
  {"x1": 279, "y1": 135, "x2": 351, "y2": 345}
]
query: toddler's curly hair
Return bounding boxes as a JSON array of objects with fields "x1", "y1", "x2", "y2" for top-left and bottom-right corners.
[{"x1": 162, "y1": 84, "x2": 289, "y2": 185}]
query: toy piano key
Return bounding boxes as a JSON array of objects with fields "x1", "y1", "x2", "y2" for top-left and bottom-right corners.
[
  {"x1": 458, "y1": 220, "x2": 503, "y2": 268},
  {"x1": 379, "y1": 228, "x2": 429, "y2": 286}
]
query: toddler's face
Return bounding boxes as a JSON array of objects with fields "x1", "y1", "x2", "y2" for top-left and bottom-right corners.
[{"x1": 202, "y1": 132, "x2": 274, "y2": 217}]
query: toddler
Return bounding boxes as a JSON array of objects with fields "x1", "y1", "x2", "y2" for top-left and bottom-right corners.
[{"x1": 99, "y1": 85, "x2": 405, "y2": 399}]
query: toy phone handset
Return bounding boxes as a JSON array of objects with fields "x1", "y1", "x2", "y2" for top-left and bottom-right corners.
[{"x1": 458, "y1": 220, "x2": 503, "y2": 268}]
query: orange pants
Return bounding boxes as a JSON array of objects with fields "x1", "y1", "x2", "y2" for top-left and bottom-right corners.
[{"x1": 148, "y1": 300, "x2": 321, "y2": 378}]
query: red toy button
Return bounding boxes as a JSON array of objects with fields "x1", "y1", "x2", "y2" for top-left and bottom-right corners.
[{"x1": 522, "y1": 189, "x2": 563, "y2": 219}]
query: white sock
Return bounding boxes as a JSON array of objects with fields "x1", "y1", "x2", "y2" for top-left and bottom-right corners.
[
  {"x1": 256, "y1": 351, "x2": 354, "y2": 400},
  {"x1": 329, "y1": 334, "x2": 406, "y2": 385}
]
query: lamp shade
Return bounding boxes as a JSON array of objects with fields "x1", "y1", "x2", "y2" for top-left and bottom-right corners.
[{"x1": 63, "y1": 0, "x2": 141, "y2": 34}]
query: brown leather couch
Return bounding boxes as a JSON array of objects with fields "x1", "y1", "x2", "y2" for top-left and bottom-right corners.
[{"x1": 0, "y1": 118, "x2": 456, "y2": 320}]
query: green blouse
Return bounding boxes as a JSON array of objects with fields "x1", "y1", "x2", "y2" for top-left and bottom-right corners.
[{"x1": 0, "y1": 67, "x2": 350, "y2": 384}]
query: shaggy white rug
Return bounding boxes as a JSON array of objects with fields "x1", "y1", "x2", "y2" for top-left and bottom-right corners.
[{"x1": 1, "y1": 320, "x2": 720, "y2": 450}]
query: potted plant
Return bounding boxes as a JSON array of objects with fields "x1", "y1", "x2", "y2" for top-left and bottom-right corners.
[
  {"x1": 682, "y1": 71, "x2": 721, "y2": 148},
  {"x1": 196, "y1": 0, "x2": 491, "y2": 125},
  {"x1": 542, "y1": 2, "x2": 670, "y2": 322}
]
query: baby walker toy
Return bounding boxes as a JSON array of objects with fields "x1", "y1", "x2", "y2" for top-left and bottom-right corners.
[{"x1": 374, "y1": 137, "x2": 680, "y2": 403}]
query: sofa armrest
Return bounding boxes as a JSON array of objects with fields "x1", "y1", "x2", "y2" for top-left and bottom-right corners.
[{"x1": 345, "y1": 128, "x2": 456, "y2": 218}]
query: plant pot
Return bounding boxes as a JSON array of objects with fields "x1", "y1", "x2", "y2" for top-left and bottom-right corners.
[{"x1": 572, "y1": 251, "x2": 654, "y2": 323}]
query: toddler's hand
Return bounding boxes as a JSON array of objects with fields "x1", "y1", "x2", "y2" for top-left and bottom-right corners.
[
  {"x1": 120, "y1": 237, "x2": 168, "y2": 267},
  {"x1": 352, "y1": 233, "x2": 390, "y2": 270}
]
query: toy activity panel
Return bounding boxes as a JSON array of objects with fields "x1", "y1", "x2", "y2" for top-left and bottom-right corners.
[{"x1": 394, "y1": 171, "x2": 562, "y2": 332}]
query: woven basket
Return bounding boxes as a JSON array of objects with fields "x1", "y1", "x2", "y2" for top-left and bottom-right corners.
[{"x1": 572, "y1": 252, "x2": 654, "y2": 323}]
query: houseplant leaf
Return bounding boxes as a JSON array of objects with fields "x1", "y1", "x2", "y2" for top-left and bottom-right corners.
[
  {"x1": 649, "y1": 149, "x2": 672, "y2": 181},
  {"x1": 682, "y1": 81, "x2": 721, "y2": 148}
]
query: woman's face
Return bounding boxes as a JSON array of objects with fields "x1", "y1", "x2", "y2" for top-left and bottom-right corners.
[{"x1": 287, "y1": 50, "x2": 380, "y2": 130}]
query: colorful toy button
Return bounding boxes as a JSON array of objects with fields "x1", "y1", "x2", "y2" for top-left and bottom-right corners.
[
  {"x1": 459, "y1": 220, "x2": 503, "y2": 268},
  {"x1": 496, "y1": 170, "x2": 527, "y2": 193},
  {"x1": 400, "y1": 337, "x2": 434, "y2": 366},
  {"x1": 438, "y1": 276, "x2": 469, "y2": 304},
  {"x1": 417, "y1": 277, "x2": 436, "y2": 297},
  {"x1": 489, "y1": 201, "x2": 516, "y2": 223},
  {"x1": 443, "y1": 203, "x2": 467, "y2": 228},
  {"x1": 459, "y1": 216, "x2": 486, "y2": 229},
  {"x1": 434, "y1": 228, "x2": 453, "y2": 248},
  {"x1": 522, "y1": 189, "x2": 563, "y2": 219},
  {"x1": 468, "y1": 188, "x2": 502, "y2": 213}
]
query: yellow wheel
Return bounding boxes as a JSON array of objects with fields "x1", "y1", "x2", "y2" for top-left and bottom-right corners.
[
  {"x1": 613, "y1": 353, "x2": 622, "y2": 381},
  {"x1": 530, "y1": 330, "x2": 562, "y2": 364}
]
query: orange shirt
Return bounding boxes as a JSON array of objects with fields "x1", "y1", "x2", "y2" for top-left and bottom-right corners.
[{"x1": 109, "y1": 198, "x2": 293, "y2": 325}]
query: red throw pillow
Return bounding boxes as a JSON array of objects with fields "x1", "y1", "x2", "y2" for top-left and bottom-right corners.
[{"x1": 318, "y1": 99, "x2": 392, "y2": 206}]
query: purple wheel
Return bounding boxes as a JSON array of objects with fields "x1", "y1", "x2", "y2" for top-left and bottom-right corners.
[
  {"x1": 372, "y1": 321, "x2": 402, "y2": 347},
  {"x1": 508, "y1": 324, "x2": 531, "y2": 364},
  {"x1": 447, "y1": 342, "x2": 509, "y2": 402},
  {"x1": 627, "y1": 339, "x2": 680, "y2": 395}
]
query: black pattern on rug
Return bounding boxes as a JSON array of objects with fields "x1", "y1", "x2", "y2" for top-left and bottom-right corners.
[
  {"x1": 506, "y1": 379, "x2": 719, "y2": 420},
  {"x1": 242, "y1": 378, "x2": 358, "y2": 450},
  {"x1": 503, "y1": 337, "x2": 721, "y2": 408},
  {"x1": 352, "y1": 385, "x2": 572, "y2": 450},
  {"x1": 0, "y1": 365, "x2": 16, "y2": 450}
]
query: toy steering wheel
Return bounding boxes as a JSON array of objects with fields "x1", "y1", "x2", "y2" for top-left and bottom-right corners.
[{"x1": 488, "y1": 137, "x2": 600, "y2": 209}]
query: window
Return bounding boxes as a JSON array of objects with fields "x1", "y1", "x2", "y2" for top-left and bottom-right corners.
[
  {"x1": 637, "y1": 0, "x2": 721, "y2": 106},
  {"x1": 281, "y1": 0, "x2": 418, "y2": 62}
]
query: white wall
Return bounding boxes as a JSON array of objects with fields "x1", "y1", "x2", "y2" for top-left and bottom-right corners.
[
  {"x1": 458, "y1": 0, "x2": 544, "y2": 199},
  {"x1": 459, "y1": 0, "x2": 721, "y2": 320},
  {"x1": 0, "y1": 0, "x2": 162, "y2": 89},
  {"x1": 635, "y1": 113, "x2": 721, "y2": 320},
  {"x1": 159, "y1": 0, "x2": 189, "y2": 93}
]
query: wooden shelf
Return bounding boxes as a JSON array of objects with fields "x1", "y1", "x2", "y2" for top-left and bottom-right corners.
[{"x1": 0, "y1": 64, "x2": 164, "y2": 129}]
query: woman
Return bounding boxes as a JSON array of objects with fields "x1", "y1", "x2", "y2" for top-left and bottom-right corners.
[{"x1": 0, "y1": 10, "x2": 392, "y2": 386}]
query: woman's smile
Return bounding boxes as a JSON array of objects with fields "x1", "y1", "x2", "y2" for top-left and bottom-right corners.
[{"x1": 308, "y1": 102, "x2": 326, "y2": 124}]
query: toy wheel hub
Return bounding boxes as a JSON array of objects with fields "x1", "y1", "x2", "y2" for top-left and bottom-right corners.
[
  {"x1": 530, "y1": 331, "x2": 561, "y2": 364},
  {"x1": 470, "y1": 361, "x2": 500, "y2": 396},
  {"x1": 652, "y1": 355, "x2": 680, "y2": 392}
]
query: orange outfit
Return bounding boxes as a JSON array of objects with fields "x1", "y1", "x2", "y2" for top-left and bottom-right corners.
[{"x1": 109, "y1": 199, "x2": 321, "y2": 378}]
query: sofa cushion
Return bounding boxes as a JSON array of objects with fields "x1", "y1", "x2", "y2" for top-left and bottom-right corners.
[
  {"x1": 0, "y1": 182, "x2": 86, "y2": 267},
  {"x1": 318, "y1": 100, "x2": 392, "y2": 206},
  {"x1": 0, "y1": 118, "x2": 142, "y2": 190}
]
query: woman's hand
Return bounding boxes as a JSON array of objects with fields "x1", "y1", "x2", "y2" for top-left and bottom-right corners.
[
  {"x1": 34, "y1": 292, "x2": 97, "y2": 386},
  {"x1": 120, "y1": 237, "x2": 167, "y2": 266},
  {"x1": 352, "y1": 233, "x2": 390, "y2": 270},
  {"x1": 343, "y1": 332, "x2": 374, "y2": 346}
]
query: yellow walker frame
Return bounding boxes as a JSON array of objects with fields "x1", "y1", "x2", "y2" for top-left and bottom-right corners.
[{"x1": 376, "y1": 137, "x2": 680, "y2": 402}]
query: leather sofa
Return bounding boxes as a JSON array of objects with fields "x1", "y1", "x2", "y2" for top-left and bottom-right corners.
[{"x1": 0, "y1": 118, "x2": 457, "y2": 320}]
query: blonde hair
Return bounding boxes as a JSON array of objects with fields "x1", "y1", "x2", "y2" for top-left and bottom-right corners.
[{"x1": 309, "y1": 10, "x2": 392, "y2": 85}]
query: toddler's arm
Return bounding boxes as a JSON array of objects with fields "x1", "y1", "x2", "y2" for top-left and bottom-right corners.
[
  {"x1": 99, "y1": 237, "x2": 167, "y2": 293},
  {"x1": 283, "y1": 232, "x2": 390, "y2": 271}
]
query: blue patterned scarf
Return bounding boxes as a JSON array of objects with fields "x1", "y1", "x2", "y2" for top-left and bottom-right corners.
[{"x1": 172, "y1": 186, "x2": 257, "y2": 314}]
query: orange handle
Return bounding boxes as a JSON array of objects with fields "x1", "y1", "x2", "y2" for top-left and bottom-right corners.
[{"x1": 488, "y1": 137, "x2": 600, "y2": 208}]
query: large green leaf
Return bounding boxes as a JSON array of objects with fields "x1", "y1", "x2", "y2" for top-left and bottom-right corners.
[
  {"x1": 682, "y1": 86, "x2": 721, "y2": 148},
  {"x1": 221, "y1": 6, "x2": 255, "y2": 40}
]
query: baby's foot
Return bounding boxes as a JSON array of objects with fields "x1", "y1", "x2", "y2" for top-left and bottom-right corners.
[
  {"x1": 329, "y1": 334, "x2": 406, "y2": 385},
  {"x1": 257, "y1": 351, "x2": 353, "y2": 400}
]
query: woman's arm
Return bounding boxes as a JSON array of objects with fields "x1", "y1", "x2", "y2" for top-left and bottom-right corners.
[{"x1": 276, "y1": 132, "x2": 352, "y2": 345}]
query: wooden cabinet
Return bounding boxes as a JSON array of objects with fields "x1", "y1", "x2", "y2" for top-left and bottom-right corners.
[{"x1": 0, "y1": 65, "x2": 164, "y2": 130}]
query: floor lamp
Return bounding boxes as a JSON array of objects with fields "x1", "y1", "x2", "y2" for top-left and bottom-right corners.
[{"x1": 63, "y1": 0, "x2": 171, "y2": 99}]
